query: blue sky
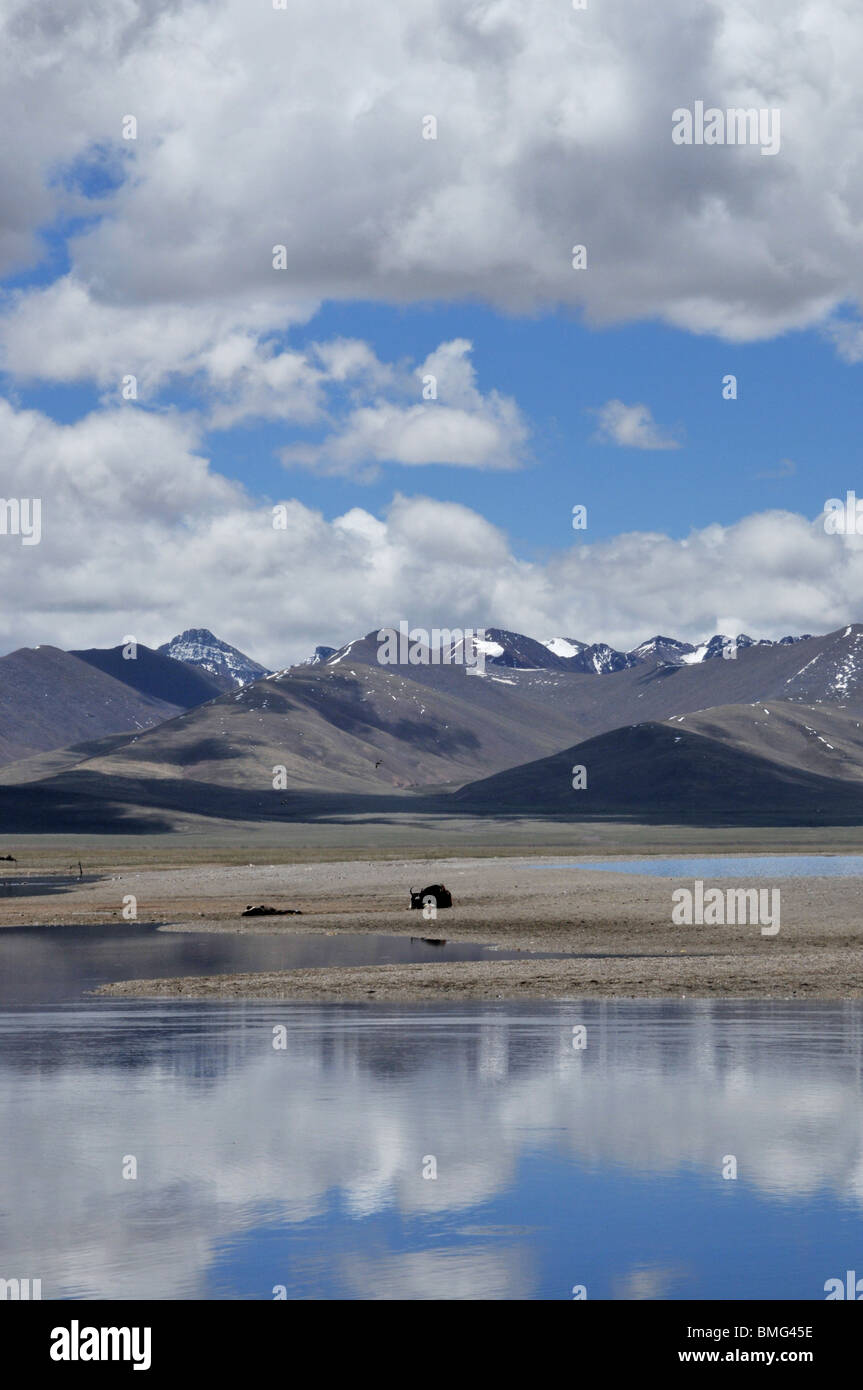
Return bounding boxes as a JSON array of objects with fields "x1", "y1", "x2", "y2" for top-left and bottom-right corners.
[
  {"x1": 2, "y1": 0, "x2": 863, "y2": 665},
  {"x1": 6, "y1": 292, "x2": 853, "y2": 557},
  {"x1": 3, "y1": 183, "x2": 853, "y2": 557}
]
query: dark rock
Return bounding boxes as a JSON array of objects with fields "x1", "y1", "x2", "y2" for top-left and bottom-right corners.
[{"x1": 242, "y1": 905, "x2": 302, "y2": 916}]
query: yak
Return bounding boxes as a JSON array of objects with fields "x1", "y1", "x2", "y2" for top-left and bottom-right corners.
[{"x1": 409, "y1": 884, "x2": 453, "y2": 910}]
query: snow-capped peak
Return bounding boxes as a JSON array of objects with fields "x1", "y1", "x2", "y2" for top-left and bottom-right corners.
[
  {"x1": 157, "y1": 629, "x2": 270, "y2": 688},
  {"x1": 628, "y1": 635, "x2": 695, "y2": 663}
]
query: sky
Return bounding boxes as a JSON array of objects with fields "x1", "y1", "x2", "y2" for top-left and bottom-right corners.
[{"x1": 2, "y1": 0, "x2": 863, "y2": 668}]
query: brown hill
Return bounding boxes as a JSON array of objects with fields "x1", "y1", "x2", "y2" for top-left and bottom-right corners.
[
  {"x1": 0, "y1": 647, "x2": 181, "y2": 766},
  {"x1": 453, "y1": 701, "x2": 863, "y2": 825}
]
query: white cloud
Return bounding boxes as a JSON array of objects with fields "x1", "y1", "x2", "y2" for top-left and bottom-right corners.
[
  {"x1": 590, "y1": 400, "x2": 682, "y2": 450},
  {"x1": 0, "y1": 282, "x2": 525, "y2": 471},
  {"x1": 282, "y1": 339, "x2": 529, "y2": 476},
  {"x1": 282, "y1": 402, "x2": 519, "y2": 475},
  {"x1": 0, "y1": 273, "x2": 318, "y2": 400},
  {"x1": 0, "y1": 277, "x2": 316, "y2": 398},
  {"x1": 1, "y1": 0, "x2": 863, "y2": 356},
  {"x1": 0, "y1": 393, "x2": 860, "y2": 663}
]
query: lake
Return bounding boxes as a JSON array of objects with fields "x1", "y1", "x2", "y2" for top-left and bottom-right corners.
[
  {"x1": 1, "y1": 924, "x2": 862, "y2": 1300},
  {"x1": 0, "y1": 922, "x2": 558, "y2": 1009},
  {"x1": 548, "y1": 854, "x2": 863, "y2": 878}
]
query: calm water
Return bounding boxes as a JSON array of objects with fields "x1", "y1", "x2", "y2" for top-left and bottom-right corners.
[
  {"x1": 2, "y1": 927, "x2": 863, "y2": 1299},
  {"x1": 0, "y1": 874, "x2": 99, "y2": 898},
  {"x1": 0, "y1": 923, "x2": 554, "y2": 1009},
  {"x1": 552, "y1": 855, "x2": 863, "y2": 878}
]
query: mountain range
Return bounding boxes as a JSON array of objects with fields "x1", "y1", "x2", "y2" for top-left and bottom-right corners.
[
  {"x1": 1, "y1": 620, "x2": 862, "y2": 829},
  {"x1": 315, "y1": 626, "x2": 813, "y2": 675}
]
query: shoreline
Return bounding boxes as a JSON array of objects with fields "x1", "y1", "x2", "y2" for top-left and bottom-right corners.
[
  {"x1": 93, "y1": 947, "x2": 863, "y2": 1002},
  {"x1": 4, "y1": 845, "x2": 863, "y2": 1003}
]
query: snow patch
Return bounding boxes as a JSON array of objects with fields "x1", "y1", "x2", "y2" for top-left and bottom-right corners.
[{"x1": 543, "y1": 637, "x2": 582, "y2": 658}]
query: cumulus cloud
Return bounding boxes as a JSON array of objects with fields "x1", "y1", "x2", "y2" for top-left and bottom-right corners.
[
  {"x1": 590, "y1": 400, "x2": 682, "y2": 450},
  {"x1": 0, "y1": 278, "x2": 316, "y2": 396},
  {"x1": 282, "y1": 403, "x2": 520, "y2": 475},
  {"x1": 2, "y1": 2, "x2": 863, "y2": 658},
  {"x1": 1, "y1": 0, "x2": 863, "y2": 357},
  {"x1": 0, "y1": 284, "x2": 525, "y2": 471},
  {"x1": 282, "y1": 338, "x2": 529, "y2": 476},
  {"x1": 0, "y1": 392, "x2": 860, "y2": 663}
]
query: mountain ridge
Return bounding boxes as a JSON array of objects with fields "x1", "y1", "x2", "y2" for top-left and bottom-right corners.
[
  {"x1": 72, "y1": 643, "x2": 225, "y2": 709},
  {"x1": 313, "y1": 625, "x2": 819, "y2": 675}
]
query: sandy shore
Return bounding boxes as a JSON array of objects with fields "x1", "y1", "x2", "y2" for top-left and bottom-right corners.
[
  {"x1": 2, "y1": 844, "x2": 858, "y2": 1001},
  {"x1": 95, "y1": 948, "x2": 863, "y2": 1002}
]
